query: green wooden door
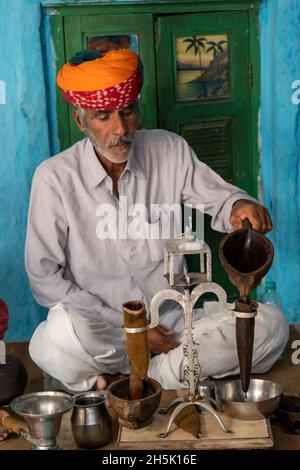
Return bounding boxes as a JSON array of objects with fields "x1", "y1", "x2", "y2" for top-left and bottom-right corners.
[
  {"x1": 63, "y1": 14, "x2": 157, "y2": 147},
  {"x1": 155, "y1": 11, "x2": 256, "y2": 301}
]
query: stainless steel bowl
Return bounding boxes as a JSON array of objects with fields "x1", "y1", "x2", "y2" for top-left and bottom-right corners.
[{"x1": 217, "y1": 379, "x2": 282, "y2": 420}]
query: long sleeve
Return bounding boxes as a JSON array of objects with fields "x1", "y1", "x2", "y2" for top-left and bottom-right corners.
[
  {"x1": 178, "y1": 136, "x2": 257, "y2": 232},
  {"x1": 25, "y1": 170, "x2": 123, "y2": 328}
]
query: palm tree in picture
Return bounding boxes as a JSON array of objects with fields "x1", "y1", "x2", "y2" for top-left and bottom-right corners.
[
  {"x1": 205, "y1": 39, "x2": 227, "y2": 80},
  {"x1": 183, "y1": 35, "x2": 207, "y2": 96}
]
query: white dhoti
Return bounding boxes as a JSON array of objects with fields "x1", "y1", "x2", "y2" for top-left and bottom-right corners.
[{"x1": 29, "y1": 302, "x2": 289, "y2": 392}]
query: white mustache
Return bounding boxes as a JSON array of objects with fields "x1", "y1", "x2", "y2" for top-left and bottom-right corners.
[{"x1": 108, "y1": 135, "x2": 134, "y2": 147}]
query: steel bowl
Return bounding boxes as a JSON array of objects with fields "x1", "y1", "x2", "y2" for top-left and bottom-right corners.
[{"x1": 217, "y1": 379, "x2": 282, "y2": 420}]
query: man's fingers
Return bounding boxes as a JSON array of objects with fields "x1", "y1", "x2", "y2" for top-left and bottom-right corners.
[
  {"x1": 230, "y1": 218, "x2": 242, "y2": 230},
  {"x1": 148, "y1": 327, "x2": 180, "y2": 354},
  {"x1": 163, "y1": 338, "x2": 180, "y2": 350},
  {"x1": 150, "y1": 339, "x2": 180, "y2": 354},
  {"x1": 229, "y1": 211, "x2": 242, "y2": 229},
  {"x1": 247, "y1": 208, "x2": 264, "y2": 232},
  {"x1": 248, "y1": 206, "x2": 270, "y2": 233},
  {"x1": 230, "y1": 200, "x2": 273, "y2": 234},
  {"x1": 156, "y1": 325, "x2": 173, "y2": 336},
  {"x1": 264, "y1": 207, "x2": 273, "y2": 233}
]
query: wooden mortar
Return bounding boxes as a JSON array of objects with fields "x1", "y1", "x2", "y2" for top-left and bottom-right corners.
[{"x1": 107, "y1": 301, "x2": 162, "y2": 429}]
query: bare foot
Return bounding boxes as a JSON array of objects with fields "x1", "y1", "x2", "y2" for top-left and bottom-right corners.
[
  {"x1": 0, "y1": 410, "x2": 10, "y2": 442},
  {"x1": 96, "y1": 374, "x2": 108, "y2": 391},
  {"x1": 96, "y1": 373, "x2": 126, "y2": 391}
]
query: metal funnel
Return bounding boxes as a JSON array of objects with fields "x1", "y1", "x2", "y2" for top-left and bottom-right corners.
[{"x1": 11, "y1": 391, "x2": 74, "y2": 449}]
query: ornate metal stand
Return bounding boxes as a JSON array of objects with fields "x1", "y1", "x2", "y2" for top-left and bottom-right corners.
[
  {"x1": 149, "y1": 218, "x2": 231, "y2": 438},
  {"x1": 150, "y1": 281, "x2": 231, "y2": 438}
]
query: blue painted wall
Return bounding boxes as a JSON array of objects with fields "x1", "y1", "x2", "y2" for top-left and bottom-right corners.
[
  {"x1": 0, "y1": 0, "x2": 49, "y2": 341},
  {"x1": 0, "y1": 0, "x2": 300, "y2": 341},
  {"x1": 260, "y1": 0, "x2": 300, "y2": 322}
]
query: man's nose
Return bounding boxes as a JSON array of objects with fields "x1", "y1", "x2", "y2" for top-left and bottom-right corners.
[{"x1": 112, "y1": 112, "x2": 127, "y2": 136}]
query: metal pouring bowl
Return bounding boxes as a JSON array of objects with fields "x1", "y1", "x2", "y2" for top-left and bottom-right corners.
[
  {"x1": 11, "y1": 391, "x2": 74, "y2": 449},
  {"x1": 217, "y1": 379, "x2": 282, "y2": 420}
]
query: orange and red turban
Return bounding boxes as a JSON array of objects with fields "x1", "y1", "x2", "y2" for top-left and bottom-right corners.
[{"x1": 56, "y1": 49, "x2": 143, "y2": 110}]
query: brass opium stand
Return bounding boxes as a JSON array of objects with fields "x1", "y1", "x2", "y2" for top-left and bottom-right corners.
[{"x1": 219, "y1": 219, "x2": 274, "y2": 397}]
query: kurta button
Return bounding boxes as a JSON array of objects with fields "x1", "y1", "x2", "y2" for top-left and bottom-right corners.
[{"x1": 131, "y1": 246, "x2": 136, "y2": 253}]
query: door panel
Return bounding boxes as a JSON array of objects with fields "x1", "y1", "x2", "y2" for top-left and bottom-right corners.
[
  {"x1": 64, "y1": 14, "x2": 157, "y2": 145},
  {"x1": 156, "y1": 12, "x2": 254, "y2": 300}
]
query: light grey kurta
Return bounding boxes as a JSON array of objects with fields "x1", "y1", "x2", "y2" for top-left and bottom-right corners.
[{"x1": 25, "y1": 130, "x2": 254, "y2": 325}]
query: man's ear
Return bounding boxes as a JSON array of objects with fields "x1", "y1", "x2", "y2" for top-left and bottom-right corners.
[{"x1": 73, "y1": 109, "x2": 85, "y2": 132}]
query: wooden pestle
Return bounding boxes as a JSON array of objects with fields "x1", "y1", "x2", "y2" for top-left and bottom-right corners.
[{"x1": 123, "y1": 301, "x2": 150, "y2": 400}]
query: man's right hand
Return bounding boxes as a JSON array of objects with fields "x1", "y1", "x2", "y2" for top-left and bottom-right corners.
[{"x1": 148, "y1": 325, "x2": 180, "y2": 355}]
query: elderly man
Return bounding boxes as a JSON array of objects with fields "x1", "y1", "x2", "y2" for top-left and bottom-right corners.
[{"x1": 25, "y1": 49, "x2": 288, "y2": 392}]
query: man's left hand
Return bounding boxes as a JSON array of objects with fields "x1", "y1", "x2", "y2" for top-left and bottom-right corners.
[
  {"x1": 230, "y1": 199, "x2": 272, "y2": 233},
  {"x1": 148, "y1": 325, "x2": 180, "y2": 355}
]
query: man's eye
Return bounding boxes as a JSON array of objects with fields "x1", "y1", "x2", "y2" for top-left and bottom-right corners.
[
  {"x1": 122, "y1": 108, "x2": 134, "y2": 115},
  {"x1": 97, "y1": 113, "x2": 108, "y2": 120},
  {"x1": 93, "y1": 111, "x2": 109, "y2": 120}
]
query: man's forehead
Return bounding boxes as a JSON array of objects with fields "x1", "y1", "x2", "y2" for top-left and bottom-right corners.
[{"x1": 90, "y1": 103, "x2": 137, "y2": 115}]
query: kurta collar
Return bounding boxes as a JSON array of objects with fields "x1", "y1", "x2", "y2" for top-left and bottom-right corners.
[
  {"x1": 84, "y1": 138, "x2": 107, "y2": 189},
  {"x1": 125, "y1": 137, "x2": 148, "y2": 180}
]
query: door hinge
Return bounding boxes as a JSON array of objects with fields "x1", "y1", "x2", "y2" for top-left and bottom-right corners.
[{"x1": 248, "y1": 64, "x2": 253, "y2": 89}]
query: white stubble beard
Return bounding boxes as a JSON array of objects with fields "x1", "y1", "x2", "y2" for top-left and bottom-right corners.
[{"x1": 86, "y1": 127, "x2": 134, "y2": 164}]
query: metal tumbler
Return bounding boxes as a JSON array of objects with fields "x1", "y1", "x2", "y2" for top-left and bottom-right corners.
[{"x1": 71, "y1": 391, "x2": 113, "y2": 448}]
